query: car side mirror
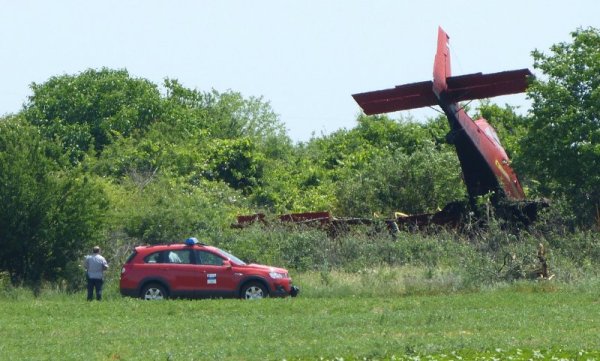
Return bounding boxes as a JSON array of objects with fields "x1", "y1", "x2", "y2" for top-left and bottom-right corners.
[{"x1": 223, "y1": 260, "x2": 232, "y2": 269}]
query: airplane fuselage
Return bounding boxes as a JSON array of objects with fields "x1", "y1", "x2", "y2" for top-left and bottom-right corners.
[{"x1": 439, "y1": 100, "x2": 525, "y2": 203}]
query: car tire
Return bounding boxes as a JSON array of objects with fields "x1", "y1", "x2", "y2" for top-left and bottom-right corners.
[
  {"x1": 141, "y1": 283, "x2": 168, "y2": 300},
  {"x1": 240, "y1": 281, "x2": 268, "y2": 299}
]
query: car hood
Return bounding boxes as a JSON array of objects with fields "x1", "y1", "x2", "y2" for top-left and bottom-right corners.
[{"x1": 238, "y1": 263, "x2": 287, "y2": 273}]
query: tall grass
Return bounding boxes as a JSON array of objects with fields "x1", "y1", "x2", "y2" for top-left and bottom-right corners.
[
  {"x1": 215, "y1": 221, "x2": 600, "y2": 290},
  {"x1": 296, "y1": 266, "x2": 463, "y2": 298},
  {"x1": 5, "y1": 213, "x2": 600, "y2": 299}
]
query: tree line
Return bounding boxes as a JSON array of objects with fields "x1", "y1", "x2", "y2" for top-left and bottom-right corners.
[{"x1": 1, "y1": 27, "x2": 598, "y2": 289}]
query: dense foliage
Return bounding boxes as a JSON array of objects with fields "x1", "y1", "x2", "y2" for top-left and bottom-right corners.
[
  {"x1": 523, "y1": 27, "x2": 600, "y2": 223},
  {"x1": 0, "y1": 116, "x2": 107, "y2": 291},
  {"x1": 0, "y1": 28, "x2": 599, "y2": 290}
]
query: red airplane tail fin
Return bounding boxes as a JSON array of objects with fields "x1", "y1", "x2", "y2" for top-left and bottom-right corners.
[
  {"x1": 433, "y1": 27, "x2": 451, "y2": 96},
  {"x1": 352, "y1": 27, "x2": 532, "y2": 115},
  {"x1": 431, "y1": 27, "x2": 532, "y2": 101}
]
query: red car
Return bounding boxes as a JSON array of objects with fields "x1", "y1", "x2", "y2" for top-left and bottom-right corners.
[{"x1": 120, "y1": 239, "x2": 299, "y2": 300}]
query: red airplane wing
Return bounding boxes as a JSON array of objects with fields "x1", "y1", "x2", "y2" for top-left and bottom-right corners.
[
  {"x1": 352, "y1": 80, "x2": 437, "y2": 115},
  {"x1": 353, "y1": 69, "x2": 532, "y2": 115},
  {"x1": 445, "y1": 69, "x2": 532, "y2": 103}
]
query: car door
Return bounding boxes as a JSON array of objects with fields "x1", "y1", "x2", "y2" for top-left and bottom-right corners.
[
  {"x1": 193, "y1": 250, "x2": 237, "y2": 297},
  {"x1": 158, "y1": 249, "x2": 198, "y2": 297}
]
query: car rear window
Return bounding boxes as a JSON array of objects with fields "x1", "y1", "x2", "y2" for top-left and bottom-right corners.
[{"x1": 124, "y1": 251, "x2": 137, "y2": 264}]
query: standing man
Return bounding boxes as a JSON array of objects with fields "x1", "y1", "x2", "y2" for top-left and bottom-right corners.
[{"x1": 84, "y1": 246, "x2": 109, "y2": 301}]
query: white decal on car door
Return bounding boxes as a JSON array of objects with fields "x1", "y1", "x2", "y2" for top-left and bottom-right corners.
[{"x1": 207, "y1": 273, "x2": 217, "y2": 284}]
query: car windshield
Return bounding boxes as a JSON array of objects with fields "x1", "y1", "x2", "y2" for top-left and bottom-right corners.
[{"x1": 215, "y1": 248, "x2": 246, "y2": 265}]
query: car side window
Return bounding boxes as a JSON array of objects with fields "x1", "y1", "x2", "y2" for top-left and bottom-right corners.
[
  {"x1": 143, "y1": 250, "x2": 192, "y2": 264},
  {"x1": 195, "y1": 250, "x2": 224, "y2": 266},
  {"x1": 166, "y1": 250, "x2": 191, "y2": 264},
  {"x1": 144, "y1": 252, "x2": 161, "y2": 263}
]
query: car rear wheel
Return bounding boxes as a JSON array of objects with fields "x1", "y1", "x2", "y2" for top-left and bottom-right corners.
[
  {"x1": 241, "y1": 282, "x2": 268, "y2": 299},
  {"x1": 141, "y1": 283, "x2": 167, "y2": 300}
]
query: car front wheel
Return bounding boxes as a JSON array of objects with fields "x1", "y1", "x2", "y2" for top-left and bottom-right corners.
[
  {"x1": 141, "y1": 283, "x2": 167, "y2": 300},
  {"x1": 241, "y1": 282, "x2": 268, "y2": 299}
]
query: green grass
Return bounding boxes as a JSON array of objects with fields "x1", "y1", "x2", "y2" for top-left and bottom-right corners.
[{"x1": 1, "y1": 276, "x2": 600, "y2": 360}]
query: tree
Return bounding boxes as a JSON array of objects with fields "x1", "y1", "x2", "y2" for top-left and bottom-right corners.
[
  {"x1": 105, "y1": 175, "x2": 244, "y2": 244},
  {"x1": 286, "y1": 114, "x2": 464, "y2": 217},
  {"x1": 163, "y1": 79, "x2": 290, "y2": 146},
  {"x1": 23, "y1": 68, "x2": 163, "y2": 162},
  {"x1": 524, "y1": 27, "x2": 600, "y2": 224},
  {"x1": 335, "y1": 143, "x2": 465, "y2": 217},
  {"x1": 354, "y1": 114, "x2": 440, "y2": 154},
  {"x1": 0, "y1": 116, "x2": 108, "y2": 291}
]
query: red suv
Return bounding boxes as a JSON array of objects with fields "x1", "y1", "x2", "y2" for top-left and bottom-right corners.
[{"x1": 120, "y1": 239, "x2": 299, "y2": 300}]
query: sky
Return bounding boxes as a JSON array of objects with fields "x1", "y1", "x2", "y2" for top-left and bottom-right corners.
[{"x1": 1, "y1": 1, "x2": 599, "y2": 142}]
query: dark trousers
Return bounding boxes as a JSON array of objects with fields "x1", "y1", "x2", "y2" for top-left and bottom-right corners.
[{"x1": 87, "y1": 277, "x2": 104, "y2": 301}]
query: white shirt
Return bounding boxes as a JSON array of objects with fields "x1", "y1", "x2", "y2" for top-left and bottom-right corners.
[{"x1": 84, "y1": 254, "x2": 108, "y2": 279}]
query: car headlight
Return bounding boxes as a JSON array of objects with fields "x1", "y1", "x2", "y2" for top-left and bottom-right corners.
[{"x1": 269, "y1": 271, "x2": 287, "y2": 279}]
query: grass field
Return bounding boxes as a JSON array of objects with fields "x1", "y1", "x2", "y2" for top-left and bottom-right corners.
[{"x1": 1, "y1": 274, "x2": 600, "y2": 361}]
